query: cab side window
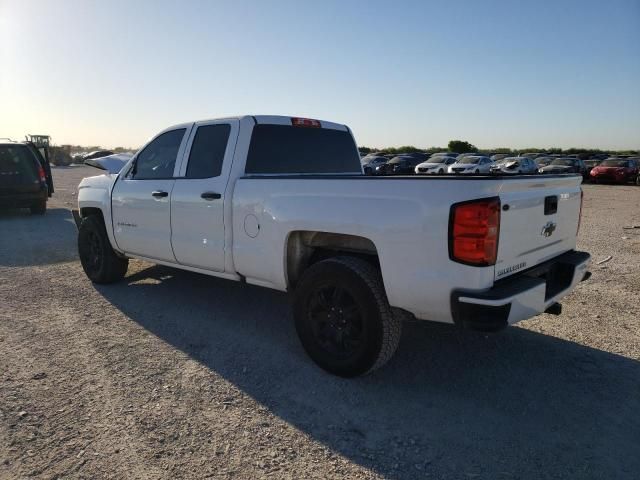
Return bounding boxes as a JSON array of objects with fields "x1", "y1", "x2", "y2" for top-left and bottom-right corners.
[
  {"x1": 133, "y1": 129, "x2": 186, "y2": 179},
  {"x1": 186, "y1": 124, "x2": 231, "y2": 179}
]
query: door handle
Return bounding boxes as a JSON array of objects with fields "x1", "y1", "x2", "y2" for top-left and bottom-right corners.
[
  {"x1": 151, "y1": 190, "x2": 168, "y2": 198},
  {"x1": 201, "y1": 192, "x2": 221, "y2": 200}
]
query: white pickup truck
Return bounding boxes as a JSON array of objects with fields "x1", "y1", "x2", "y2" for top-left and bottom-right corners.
[{"x1": 75, "y1": 115, "x2": 591, "y2": 377}]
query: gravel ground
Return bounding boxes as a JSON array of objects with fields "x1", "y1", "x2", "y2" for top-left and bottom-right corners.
[{"x1": 1, "y1": 166, "x2": 639, "y2": 479}]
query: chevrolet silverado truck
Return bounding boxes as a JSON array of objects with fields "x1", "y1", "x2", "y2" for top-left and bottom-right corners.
[{"x1": 75, "y1": 115, "x2": 591, "y2": 377}]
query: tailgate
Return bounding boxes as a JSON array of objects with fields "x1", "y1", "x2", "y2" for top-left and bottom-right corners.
[{"x1": 495, "y1": 175, "x2": 582, "y2": 281}]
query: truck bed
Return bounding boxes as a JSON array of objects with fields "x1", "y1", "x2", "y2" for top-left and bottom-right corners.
[{"x1": 232, "y1": 173, "x2": 583, "y2": 323}]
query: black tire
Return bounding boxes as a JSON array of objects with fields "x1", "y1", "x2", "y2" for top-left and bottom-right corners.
[
  {"x1": 293, "y1": 256, "x2": 402, "y2": 377},
  {"x1": 78, "y1": 215, "x2": 128, "y2": 283},
  {"x1": 30, "y1": 201, "x2": 46, "y2": 215}
]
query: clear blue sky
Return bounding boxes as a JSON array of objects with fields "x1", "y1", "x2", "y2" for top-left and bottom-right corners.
[{"x1": 1, "y1": 0, "x2": 639, "y2": 150}]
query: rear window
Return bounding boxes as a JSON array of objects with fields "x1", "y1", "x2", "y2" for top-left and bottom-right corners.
[
  {"x1": 0, "y1": 145, "x2": 39, "y2": 186},
  {"x1": 245, "y1": 124, "x2": 360, "y2": 174}
]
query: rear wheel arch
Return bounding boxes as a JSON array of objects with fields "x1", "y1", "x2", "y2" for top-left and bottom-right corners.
[{"x1": 285, "y1": 231, "x2": 380, "y2": 290}]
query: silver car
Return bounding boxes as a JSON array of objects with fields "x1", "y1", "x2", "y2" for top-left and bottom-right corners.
[{"x1": 447, "y1": 156, "x2": 494, "y2": 174}]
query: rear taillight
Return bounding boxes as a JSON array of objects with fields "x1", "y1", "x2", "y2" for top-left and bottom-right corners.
[
  {"x1": 37, "y1": 165, "x2": 46, "y2": 183},
  {"x1": 577, "y1": 189, "x2": 584, "y2": 235},
  {"x1": 291, "y1": 117, "x2": 321, "y2": 128},
  {"x1": 449, "y1": 198, "x2": 501, "y2": 266}
]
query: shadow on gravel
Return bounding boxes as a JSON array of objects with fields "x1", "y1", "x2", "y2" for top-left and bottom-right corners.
[
  {"x1": 97, "y1": 264, "x2": 640, "y2": 479},
  {"x1": 0, "y1": 208, "x2": 78, "y2": 267}
]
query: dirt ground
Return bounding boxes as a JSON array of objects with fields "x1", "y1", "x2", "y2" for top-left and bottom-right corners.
[{"x1": 1, "y1": 166, "x2": 639, "y2": 479}]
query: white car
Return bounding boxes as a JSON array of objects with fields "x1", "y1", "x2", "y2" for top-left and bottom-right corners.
[
  {"x1": 490, "y1": 157, "x2": 538, "y2": 175},
  {"x1": 74, "y1": 115, "x2": 590, "y2": 377},
  {"x1": 448, "y1": 156, "x2": 494, "y2": 174},
  {"x1": 415, "y1": 155, "x2": 457, "y2": 174}
]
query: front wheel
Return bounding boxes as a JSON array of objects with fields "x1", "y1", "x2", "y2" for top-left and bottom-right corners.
[
  {"x1": 78, "y1": 215, "x2": 128, "y2": 283},
  {"x1": 293, "y1": 256, "x2": 402, "y2": 377}
]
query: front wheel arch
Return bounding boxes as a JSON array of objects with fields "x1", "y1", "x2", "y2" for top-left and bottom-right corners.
[{"x1": 78, "y1": 215, "x2": 128, "y2": 283}]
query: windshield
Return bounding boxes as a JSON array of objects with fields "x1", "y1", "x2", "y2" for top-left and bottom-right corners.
[
  {"x1": 389, "y1": 157, "x2": 410, "y2": 164},
  {"x1": 600, "y1": 159, "x2": 627, "y2": 167},
  {"x1": 458, "y1": 157, "x2": 481, "y2": 164},
  {"x1": 427, "y1": 157, "x2": 448, "y2": 164},
  {"x1": 362, "y1": 156, "x2": 385, "y2": 165},
  {"x1": 550, "y1": 159, "x2": 576, "y2": 166}
]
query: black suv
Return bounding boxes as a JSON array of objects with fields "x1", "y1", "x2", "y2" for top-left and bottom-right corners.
[{"x1": 0, "y1": 142, "x2": 50, "y2": 214}]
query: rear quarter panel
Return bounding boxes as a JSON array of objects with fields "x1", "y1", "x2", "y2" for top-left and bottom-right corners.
[{"x1": 232, "y1": 177, "x2": 505, "y2": 323}]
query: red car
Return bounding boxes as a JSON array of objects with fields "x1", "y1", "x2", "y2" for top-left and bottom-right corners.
[{"x1": 590, "y1": 158, "x2": 639, "y2": 184}]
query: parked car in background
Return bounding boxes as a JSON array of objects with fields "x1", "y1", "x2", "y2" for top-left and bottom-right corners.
[
  {"x1": 584, "y1": 159, "x2": 602, "y2": 178},
  {"x1": 534, "y1": 157, "x2": 554, "y2": 168},
  {"x1": 402, "y1": 152, "x2": 430, "y2": 162},
  {"x1": 590, "y1": 158, "x2": 639, "y2": 184},
  {"x1": 82, "y1": 150, "x2": 114, "y2": 162},
  {"x1": 490, "y1": 153, "x2": 511, "y2": 162},
  {"x1": 415, "y1": 155, "x2": 457, "y2": 174},
  {"x1": 0, "y1": 141, "x2": 49, "y2": 214},
  {"x1": 457, "y1": 152, "x2": 482, "y2": 159},
  {"x1": 448, "y1": 155, "x2": 494, "y2": 174},
  {"x1": 361, "y1": 155, "x2": 388, "y2": 175},
  {"x1": 538, "y1": 158, "x2": 588, "y2": 179},
  {"x1": 490, "y1": 157, "x2": 537, "y2": 175},
  {"x1": 380, "y1": 155, "x2": 423, "y2": 175},
  {"x1": 84, "y1": 153, "x2": 134, "y2": 173}
]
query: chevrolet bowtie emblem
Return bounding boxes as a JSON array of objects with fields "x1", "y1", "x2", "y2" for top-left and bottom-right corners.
[{"x1": 541, "y1": 221, "x2": 557, "y2": 237}]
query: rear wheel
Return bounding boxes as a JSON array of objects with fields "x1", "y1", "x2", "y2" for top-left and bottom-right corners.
[
  {"x1": 293, "y1": 256, "x2": 401, "y2": 377},
  {"x1": 30, "y1": 201, "x2": 46, "y2": 215},
  {"x1": 78, "y1": 215, "x2": 128, "y2": 283}
]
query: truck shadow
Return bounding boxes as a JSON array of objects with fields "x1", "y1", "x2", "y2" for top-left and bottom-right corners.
[
  {"x1": 97, "y1": 263, "x2": 640, "y2": 479},
  {"x1": 0, "y1": 208, "x2": 78, "y2": 267}
]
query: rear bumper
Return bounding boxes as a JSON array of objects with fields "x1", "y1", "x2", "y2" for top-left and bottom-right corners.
[
  {"x1": 451, "y1": 250, "x2": 591, "y2": 331},
  {"x1": 0, "y1": 187, "x2": 48, "y2": 208}
]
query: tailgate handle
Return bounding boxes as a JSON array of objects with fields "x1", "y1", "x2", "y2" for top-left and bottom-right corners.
[{"x1": 544, "y1": 195, "x2": 558, "y2": 215}]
